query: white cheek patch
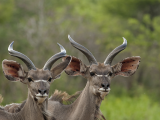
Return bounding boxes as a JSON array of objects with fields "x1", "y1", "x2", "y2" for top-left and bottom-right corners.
[
  {"x1": 36, "y1": 93, "x2": 48, "y2": 97},
  {"x1": 99, "y1": 88, "x2": 105, "y2": 92},
  {"x1": 98, "y1": 88, "x2": 111, "y2": 100},
  {"x1": 34, "y1": 80, "x2": 47, "y2": 82},
  {"x1": 36, "y1": 93, "x2": 48, "y2": 103},
  {"x1": 99, "y1": 87, "x2": 111, "y2": 92}
]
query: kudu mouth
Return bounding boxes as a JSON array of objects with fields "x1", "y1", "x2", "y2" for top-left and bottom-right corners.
[
  {"x1": 98, "y1": 87, "x2": 111, "y2": 93},
  {"x1": 35, "y1": 92, "x2": 48, "y2": 104},
  {"x1": 98, "y1": 87, "x2": 110, "y2": 100},
  {"x1": 36, "y1": 93, "x2": 48, "y2": 98}
]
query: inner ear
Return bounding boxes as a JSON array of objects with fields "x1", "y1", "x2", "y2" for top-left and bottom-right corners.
[
  {"x1": 67, "y1": 57, "x2": 80, "y2": 71},
  {"x1": 112, "y1": 56, "x2": 140, "y2": 77},
  {"x1": 2, "y1": 60, "x2": 25, "y2": 81},
  {"x1": 63, "y1": 56, "x2": 86, "y2": 76},
  {"x1": 121, "y1": 56, "x2": 140, "y2": 73}
]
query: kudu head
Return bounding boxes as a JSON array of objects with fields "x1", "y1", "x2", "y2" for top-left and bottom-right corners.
[
  {"x1": 63, "y1": 35, "x2": 140, "y2": 99},
  {"x1": 2, "y1": 42, "x2": 71, "y2": 104}
]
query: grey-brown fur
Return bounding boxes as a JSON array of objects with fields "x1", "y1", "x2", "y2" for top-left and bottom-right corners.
[
  {"x1": 48, "y1": 62, "x2": 111, "y2": 120},
  {"x1": 48, "y1": 78, "x2": 106, "y2": 120},
  {"x1": 47, "y1": 36, "x2": 140, "y2": 120},
  {"x1": 0, "y1": 94, "x2": 50, "y2": 120},
  {"x1": 2, "y1": 37, "x2": 141, "y2": 120},
  {"x1": 50, "y1": 90, "x2": 81, "y2": 105},
  {"x1": 1, "y1": 58, "x2": 71, "y2": 120},
  {"x1": 3, "y1": 101, "x2": 26, "y2": 113},
  {"x1": 0, "y1": 42, "x2": 71, "y2": 120}
]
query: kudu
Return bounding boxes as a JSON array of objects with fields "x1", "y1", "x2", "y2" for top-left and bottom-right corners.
[
  {"x1": 2, "y1": 36, "x2": 141, "y2": 120},
  {"x1": 47, "y1": 35, "x2": 141, "y2": 120},
  {"x1": 0, "y1": 41, "x2": 71, "y2": 120}
]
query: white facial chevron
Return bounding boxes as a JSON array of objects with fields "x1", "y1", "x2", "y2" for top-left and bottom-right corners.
[
  {"x1": 34, "y1": 80, "x2": 47, "y2": 82},
  {"x1": 95, "y1": 74, "x2": 109, "y2": 77}
]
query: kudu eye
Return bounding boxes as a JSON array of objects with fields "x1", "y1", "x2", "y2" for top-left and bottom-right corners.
[
  {"x1": 109, "y1": 72, "x2": 113, "y2": 76},
  {"x1": 28, "y1": 78, "x2": 33, "y2": 82},
  {"x1": 90, "y1": 72, "x2": 95, "y2": 76},
  {"x1": 48, "y1": 78, "x2": 52, "y2": 82}
]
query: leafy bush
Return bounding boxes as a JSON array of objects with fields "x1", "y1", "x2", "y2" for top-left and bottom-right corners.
[{"x1": 101, "y1": 95, "x2": 160, "y2": 120}]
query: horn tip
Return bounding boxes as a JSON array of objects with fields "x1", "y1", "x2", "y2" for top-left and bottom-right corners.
[
  {"x1": 57, "y1": 43, "x2": 61, "y2": 46},
  {"x1": 8, "y1": 41, "x2": 14, "y2": 51},
  {"x1": 122, "y1": 37, "x2": 127, "y2": 45},
  {"x1": 68, "y1": 35, "x2": 74, "y2": 42},
  {"x1": 57, "y1": 43, "x2": 66, "y2": 53}
]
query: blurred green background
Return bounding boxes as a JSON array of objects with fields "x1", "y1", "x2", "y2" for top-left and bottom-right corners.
[{"x1": 0, "y1": 0, "x2": 160, "y2": 119}]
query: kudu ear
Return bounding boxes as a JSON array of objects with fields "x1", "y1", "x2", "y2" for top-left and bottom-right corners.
[
  {"x1": 2, "y1": 59, "x2": 26, "y2": 82},
  {"x1": 63, "y1": 56, "x2": 87, "y2": 76},
  {"x1": 51, "y1": 56, "x2": 72, "y2": 79},
  {"x1": 112, "y1": 56, "x2": 140, "y2": 77}
]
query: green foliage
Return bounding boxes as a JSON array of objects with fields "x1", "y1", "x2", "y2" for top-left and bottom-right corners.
[
  {"x1": 101, "y1": 95, "x2": 160, "y2": 120},
  {"x1": 0, "y1": 0, "x2": 15, "y2": 23},
  {"x1": 0, "y1": 0, "x2": 160, "y2": 118}
]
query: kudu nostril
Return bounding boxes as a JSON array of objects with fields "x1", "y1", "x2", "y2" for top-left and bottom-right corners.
[
  {"x1": 107, "y1": 84, "x2": 110, "y2": 88},
  {"x1": 38, "y1": 89, "x2": 47, "y2": 95},
  {"x1": 44, "y1": 90, "x2": 47, "y2": 94},
  {"x1": 101, "y1": 83, "x2": 110, "y2": 89},
  {"x1": 38, "y1": 89, "x2": 41, "y2": 93},
  {"x1": 101, "y1": 83, "x2": 105, "y2": 88}
]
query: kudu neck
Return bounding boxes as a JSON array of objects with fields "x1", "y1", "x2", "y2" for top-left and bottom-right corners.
[
  {"x1": 17, "y1": 91, "x2": 48, "y2": 120},
  {"x1": 71, "y1": 80, "x2": 102, "y2": 120},
  {"x1": 76, "y1": 80, "x2": 102, "y2": 104},
  {"x1": 0, "y1": 92, "x2": 48, "y2": 120}
]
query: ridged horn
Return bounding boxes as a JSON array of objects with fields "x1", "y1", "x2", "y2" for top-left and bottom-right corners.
[
  {"x1": 43, "y1": 43, "x2": 66, "y2": 70},
  {"x1": 8, "y1": 41, "x2": 36, "y2": 70},
  {"x1": 104, "y1": 37, "x2": 127, "y2": 65},
  {"x1": 68, "y1": 35, "x2": 97, "y2": 65}
]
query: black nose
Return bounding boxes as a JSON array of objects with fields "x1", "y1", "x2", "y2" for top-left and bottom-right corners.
[
  {"x1": 38, "y1": 89, "x2": 47, "y2": 95},
  {"x1": 101, "y1": 83, "x2": 110, "y2": 89}
]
